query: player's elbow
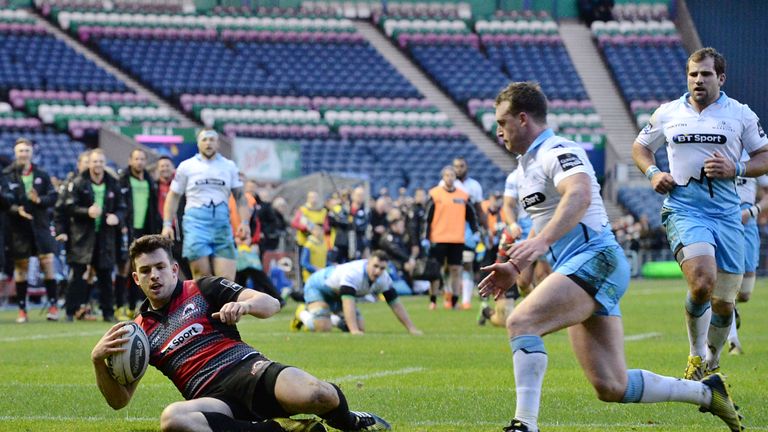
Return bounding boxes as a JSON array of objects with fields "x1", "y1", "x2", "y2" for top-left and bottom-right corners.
[{"x1": 251, "y1": 296, "x2": 281, "y2": 318}]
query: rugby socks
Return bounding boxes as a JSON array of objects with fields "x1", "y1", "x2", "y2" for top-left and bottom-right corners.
[
  {"x1": 684, "y1": 292, "x2": 711, "y2": 358},
  {"x1": 201, "y1": 412, "x2": 282, "y2": 431},
  {"x1": 461, "y1": 271, "x2": 473, "y2": 305},
  {"x1": 299, "y1": 309, "x2": 315, "y2": 331},
  {"x1": 706, "y1": 312, "x2": 732, "y2": 368},
  {"x1": 451, "y1": 294, "x2": 459, "y2": 308},
  {"x1": 114, "y1": 275, "x2": 128, "y2": 308},
  {"x1": 16, "y1": 281, "x2": 28, "y2": 311},
  {"x1": 44, "y1": 279, "x2": 57, "y2": 305},
  {"x1": 727, "y1": 309, "x2": 740, "y2": 345},
  {"x1": 511, "y1": 335, "x2": 547, "y2": 430},
  {"x1": 621, "y1": 369, "x2": 710, "y2": 406},
  {"x1": 319, "y1": 383, "x2": 356, "y2": 430}
]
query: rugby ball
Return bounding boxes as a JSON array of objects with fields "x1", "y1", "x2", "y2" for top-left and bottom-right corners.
[{"x1": 106, "y1": 322, "x2": 150, "y2": 385}]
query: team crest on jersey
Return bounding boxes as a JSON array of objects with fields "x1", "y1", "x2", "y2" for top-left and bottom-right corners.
[
  {"x1": 181, "y1": 302, "x2": 199, "y2": 319},
  {"x1": 672, "y1": 134, "x2": 726, "y2": 144},
  {"x1": 641, "y1": 122, "x2": 653, "y2": 134},
  {"x1": 758, "y1": 121, "x2": 766, "y2": 138},
  {"x1": 521, "y1": 192, "x2": 545, "y2": 209},
  {"x1": 557, "y1": 153, "x2": 584, "y2": 171},
  {"x1": 714, "y1": 120, "x2": 735, "y2": 133}
]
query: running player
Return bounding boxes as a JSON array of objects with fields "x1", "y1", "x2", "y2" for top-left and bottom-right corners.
[
  {"x1": 631, "y1": 47, "x2": 768, "y2": 379},
  {"x1": 481, "y1": 81, "x2": 743, "y2": 432},
  {"x1": 161, "y1": 129, "x2": 251, "y2": 281}
]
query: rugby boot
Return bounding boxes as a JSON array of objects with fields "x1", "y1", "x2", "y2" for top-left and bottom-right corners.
[{"x1": 699, "y1": 373, "x2": 744, "y2": 431}]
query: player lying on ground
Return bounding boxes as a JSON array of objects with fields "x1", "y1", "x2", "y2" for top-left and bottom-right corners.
[{"x1": 92, "y1": 234, "x2": 390, "y2": 432}]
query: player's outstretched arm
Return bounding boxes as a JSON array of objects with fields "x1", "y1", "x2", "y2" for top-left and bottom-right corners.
[
  {"x1": 213, "y1": 289, "x2": 281, "y2": 324},
  {"x1": 161, "y1": 190, "x2": 181, "y2": 239},
  {"x1": 389, "y1": 300, "x2": 422, "y2": 335},
  {"x1": 341, "y1": 296, "x2": 364, "y2": 335},
  {"x1": 91, "y1": 322, "x2": 139, "y2": 410}
]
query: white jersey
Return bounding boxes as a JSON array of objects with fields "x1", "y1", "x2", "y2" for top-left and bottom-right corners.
[
  {"x1": 515, "y1": 129, "x2": 609, "y2": 236},
  {"x1": 636, "y1": 92, "x2": 768, "y2": 215},
  {"x1": 171, "y1": 153, "x2": 243, "y2": 210},
  {"x1": 736, "y1": 175, "x2": 768, "y2": 205},
  {"x1": 323, "y1": 259, "x2": 392, "y2": 297},
  {"x1": 503, "y1": 170, "x2": 530, "y2": 220}
]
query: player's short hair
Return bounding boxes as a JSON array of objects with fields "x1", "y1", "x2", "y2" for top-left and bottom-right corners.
[
  {"x1": 687, "y1": 47, "x2": 726, "y2": 76},
  {"x1": 129, "y1": 234, "x2": 175, "y2": 268},
  {"x1": 495, "y1": 81, "x2": 548, "y2": 124},
  {"x1": 370, "y1": 249, "x2": 390, "y2": 262},
  {"x1": 14, "y1": 137, "x2": 33, "y2": 148}
]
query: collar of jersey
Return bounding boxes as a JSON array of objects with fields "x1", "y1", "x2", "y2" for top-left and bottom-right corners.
[
  {"x1": 526, "y1": 128, "x2": 555, "y2": 155},
  {"x1": 681, "y1": 91, "x2": 728, "y2": 107},
  {"x1": 195, "y1": 153, "x2": 222, "y2": 162}
]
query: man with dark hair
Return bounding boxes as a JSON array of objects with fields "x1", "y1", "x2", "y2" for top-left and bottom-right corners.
[
  {"x1": 115, "y1": 148, "x2": 161, "y2": 320},
  {"x1": 3, "y1": 138, "x2": 60, "y2": 322},
  {"x1": 91, "y1": 234, "x2": 391, "y2": 432},
  {"x1": 64, "y1": 148, "x2": 126, "y2": 322},
  {"x1": 632, "y1": 47, "x2": 768, "y2": 380},
  {"x1": 291, "y1": 251, "x2": 421, "y2": 335},
  {"x1": 481, "y1": 81, "x2": 743, "y2": 432}
]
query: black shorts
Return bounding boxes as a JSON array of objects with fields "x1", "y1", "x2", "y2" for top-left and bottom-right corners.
[
  {"x1": 10, "y1": 227, "x2": 57, "y2": 260},
  {"x1": 428, "y1": 243, "x2": 464, "y2": 266},
  {"x1": 200, "y1": 354, "x2": 291, "y2": 421}
]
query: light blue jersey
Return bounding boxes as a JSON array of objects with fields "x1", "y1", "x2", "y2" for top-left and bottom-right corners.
[
  {"x1": 636, "y1": 92, "x2": 768, "y2": 216},
  {"x1": 515, "y1": 129, "x2": 629, "y2": 316},
  {"x1": 303, "y1": 259, "x2": 393, "y2": 310},
  {"x1": 637, "y1": 92, "x2": 768, "y2": 273}
]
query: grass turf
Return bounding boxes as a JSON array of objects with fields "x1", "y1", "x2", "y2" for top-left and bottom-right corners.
[{"x1": 1, "y1": 278, "x2": 766, "y2": 431}]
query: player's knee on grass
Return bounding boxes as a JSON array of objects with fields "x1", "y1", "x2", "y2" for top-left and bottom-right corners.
[
  {"x1": 307, "y1": 305, "x2": 332, "y2": 332},
  {"x1": 160, "y1": 401, "x2": 199, "y2": 431}
]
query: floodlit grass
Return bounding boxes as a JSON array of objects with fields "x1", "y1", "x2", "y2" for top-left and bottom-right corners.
[{"x1": 1, "y1": 279, "x2": 766, "y2": 431}]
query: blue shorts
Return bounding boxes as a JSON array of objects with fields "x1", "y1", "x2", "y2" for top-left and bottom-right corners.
[
  {"x1": 182, "y1": 203, "x2": 236, "y2": 261},
  {"x1": 662, "y1": 206, "x2": 744, "y2": 274},
  {"x1": 518, "y1": 215, "x2": 533, "y2": 240},
  {"x1": 303, "y1": 268, "x2": 342, "y2": 312},
  {"x1": 742, "y1": 205, "x2": 760, "y2": 273},
  {"x1": 556, "y1": 243, "x2": 629, "y2": 317}
]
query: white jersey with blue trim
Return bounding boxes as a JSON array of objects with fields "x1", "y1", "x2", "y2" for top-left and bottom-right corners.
[
  {"x1": 516, "y1": 129, "x2": 609, "y2": 237},
  {"x1": 323, "y1": 259, "x2": 392, "y2": 297},
  {"x1": 736, "y1": 175, "x2": 768, "y2": 205},
  {"x1": 171, "y1": 153, "x2": 243, "y2": 211},
  {"x1": 635, "y1": 92, "x2": 768, "y2": 215},
  {"x1": 503, "y1": 170, "x2": 530, "y2": 221}
]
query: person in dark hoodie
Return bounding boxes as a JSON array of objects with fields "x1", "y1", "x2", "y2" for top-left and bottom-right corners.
[
  {"x1": 64, "y1": 148, "x2": 126, "y2": 322},
  {"x1": 2, "y1": 138, "x2": 59, "y2": 323},
  {"x1": 114, "y1": 148, "x2": 160, "y2": 320}
]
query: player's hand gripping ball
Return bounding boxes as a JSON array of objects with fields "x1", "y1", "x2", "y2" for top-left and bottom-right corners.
[{"x1": 106, "y1": 322, "x2": 149, "y2": 385}]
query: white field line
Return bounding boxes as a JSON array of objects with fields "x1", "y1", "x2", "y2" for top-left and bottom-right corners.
[
  {"x1": 625, "y1": 332, "x2": 663, "y2": 341},
  {"x1": 407, "y1": 420, "x2": 768, "y2": 429},
  {"x1": 0, "y1": 415, "x2": 156, "y2": 422},
  {"x1": 0, "y1": 330, "x2": 106, "y2": 343},
  {"x1": 327, "y1": 366, "x2": 425, "y2": 383}
]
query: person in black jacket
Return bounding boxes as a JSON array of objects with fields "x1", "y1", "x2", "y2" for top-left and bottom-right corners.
[
  {"x1": 3, "y1": 138, "x2": 60, "y2": 323},
  {"x1": 0, "y1": 172, "x2": 10, "y2": 296},
  {"x1": 378, "y1": 208, "x2": 419, "y2": 288},
  {"x1": 114, "y1": 148, "x2": 161, "y2": 320},
  {"x1": 64, "y1": 148, "x2": 126, "y2": 322}
]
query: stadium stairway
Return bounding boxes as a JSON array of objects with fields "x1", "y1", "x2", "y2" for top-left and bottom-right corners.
[
  {"x1": 559, "y1": 22, "x2": 645, "y2": 187},
  {"x1": 353, "y1": 20, "x2": 515, "y2": 175},
  {"x1": 28, "y1": 10, "x2": 199, "y2": 128}
]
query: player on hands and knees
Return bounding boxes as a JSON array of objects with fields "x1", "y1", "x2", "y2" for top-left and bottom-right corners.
[
  {"x1": 480, "y1": 81, "x2": 743, "y2": 432},
  {"x1": 92, "y1": 235, "x2": 391, "y2": 432},
  {"x1": 631, "y1": 47, "x2": 768, "y2": 379},
  {"x1": 292, "y1": 250, "x2": 421, "y2": 336}
]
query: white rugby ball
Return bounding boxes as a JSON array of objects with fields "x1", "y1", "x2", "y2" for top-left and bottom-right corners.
[{"x1": 106, "y1": 322, "x2": 150, "y2": 385}]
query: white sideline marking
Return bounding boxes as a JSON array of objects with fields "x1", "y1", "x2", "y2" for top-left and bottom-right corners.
[
  {"x1": 407, "y1": 420, "x2": 768, "y2": 429},
  {"x1": 625, "y1": 332, "x2": 662, "y2": 342},
  {"x1": 0, "y1": 330, "x2": 105, "y2": 343},
  {"x1": 0, "y1": 415, "x2": 156, "y2": 422},
  {"x1": 328, "y1": 366, "x2": 425, "y2": 383}
]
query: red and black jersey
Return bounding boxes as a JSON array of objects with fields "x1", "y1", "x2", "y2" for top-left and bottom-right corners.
[{"x1": 135, "y1": 277, "x2": 258, "y2": 400}]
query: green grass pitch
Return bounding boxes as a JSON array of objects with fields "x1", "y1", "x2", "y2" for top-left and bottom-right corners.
[{"x1": 1, "y1": 278, "x2": 766, "y2": 431}]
